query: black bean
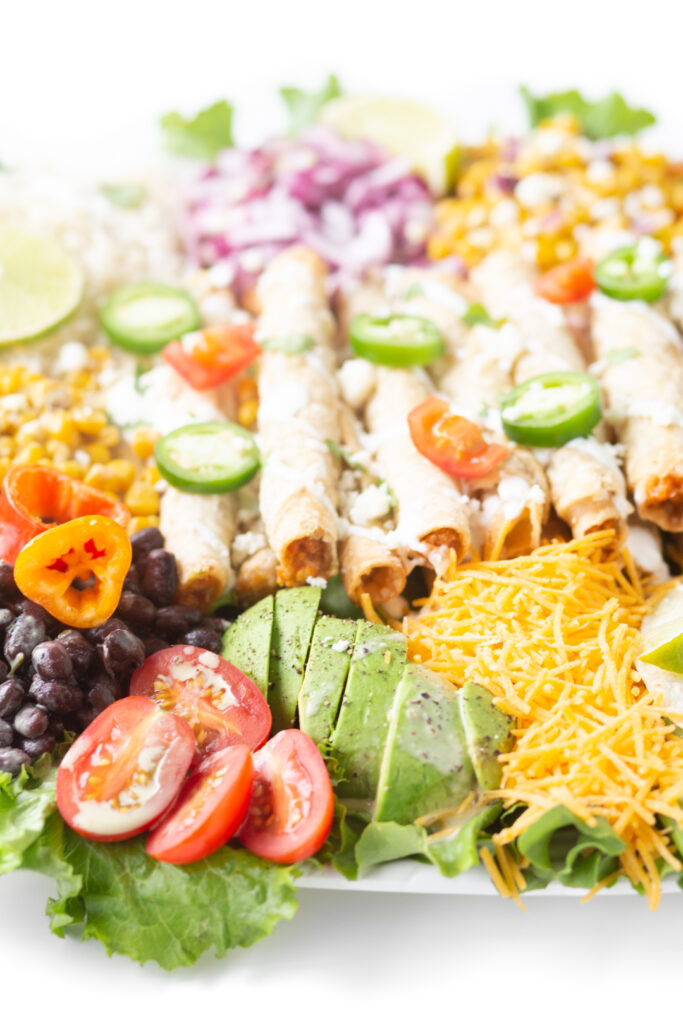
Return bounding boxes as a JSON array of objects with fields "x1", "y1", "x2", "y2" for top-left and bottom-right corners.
[
  {"x1": 0, "y1": 719, "x2": 12, "y2": 746},
  {"x1": 76, "y1": 707, "x2": 100, "y2": 730},
  {"x1": 116, "y1": 591, "x2": 157, "y2": 629},
  {"x1": 29, "y1": 676, "x2": 83, "y2": 714},
  {"x1": 141, "y1": 549, "x2": 178, "y2": 607},
  {"x1": 87, "y1": 617, "x2": 127, "y2": 643},
  {"x1": 0, "y1": 608, "x2": 14, "y2": 635},
  {"x1": 143, "y1": 634, "x2": 168, "y2": 657},
  {"x1": 47, "y1": 716, "x2": 66, "y2": 738},
  {"x1": 0, "y1": 661, "x2": 8, "y2": 685},
  {"x1": 0, "y1": 748, "x2": 30, "y2": 775},
  {"x1": 57, "y1": 630, "x2": 96, "y2": 679},
  {"x1": 101, "y1": 629, "x2": 146, "y2": 681},
  {"x1": 13, "y1": 704, "x2": 49, "y2": 739},
  {"x1": 0, "y1": 679, "x2": 25, "y2": 717},
  {"x1": 182, "y1": 627, "x2": 222, "y2": 652},
  {"x1": 87, "y1": 670, "x2": 122, "y2": 700},
  {"x1": 199, "y1": 616, "x2": 227, "y2": 634},
  {"x1": 88, "y1": 678, "x2": 118, "y2": 713},
  {"x1": 32, "y1": 640, "x2": 73, "y2": 681},
  {"x1": 0, "y1": 562, "x2": 19, "y2": 600},
  {"x1": 131, "y1": 526, "x2": 164, "y2": 564},
  {"x1": 21, "y1": 734, "x2": 56, "y2": 759},
  {"x1": 155, "y1": 604, "x2": 201, "y2": 638},
  {"x1": 123, "y1": 566, "x2": 142, "y2": 595},
  {"x1": 4, "y1": 614, "x2": 46, "y2": 667}
]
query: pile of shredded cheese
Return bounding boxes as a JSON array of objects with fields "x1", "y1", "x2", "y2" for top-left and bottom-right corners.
[{"x1": 405, "y1": 530, "x2": 683, "y2": 908}]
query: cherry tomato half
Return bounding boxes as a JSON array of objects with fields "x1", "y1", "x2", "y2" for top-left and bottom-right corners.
[
  {"x1": 535, "y1": 258, "x2": 594, "y2": 305},
  {"x1": 163, "y1": 324, "x2": 259, "y2": 391},
  {"x1": 56, "y1": 696, "x2": 194, "y2": 841},
  {"x1": 408, "y1": 397, "x2": 508, "y2": 479},
  {"x1": 130, "y1": 646, "x2": 271, "y2": 765},
  {"x1": 239, "y1": 730, "x2": 334, "y2": 865},
  {"x1": 146, "y1": 745, "x2": 254, "y2": 864}
]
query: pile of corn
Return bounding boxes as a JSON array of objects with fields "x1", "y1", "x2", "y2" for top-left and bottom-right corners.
[
  {"x1": 429, "y1": 115, "x2": 683, "y2": 269},
  {"x1": 0, "y1": 352, "x2": 162, "y2": 533}
]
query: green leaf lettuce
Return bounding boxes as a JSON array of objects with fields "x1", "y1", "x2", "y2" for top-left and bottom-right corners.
[
  {"x1": 160, "y1": 100, "x2": 234, "y2": 161},
  {"x1": 519, "y1": 86, "x2": 656, "y2": 140},
  {"x1": 280, "y1": 74, "x2": 342, "y2": 137}
]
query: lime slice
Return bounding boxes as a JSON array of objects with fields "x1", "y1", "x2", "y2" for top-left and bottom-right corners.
[
  {"x1": 636, "y1": 582, "x2": 683, "y2": 719},
  {"x1": 0, "y1": 227, "x2": 84, "y2": 347},
  {"x1": 319, "y1": 95, "x2": 459, "y2": 195}
]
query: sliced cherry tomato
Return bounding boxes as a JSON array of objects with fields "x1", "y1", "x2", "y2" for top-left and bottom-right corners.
[
  {"x1": 0, "y1": 465, "x2": 130, "y2": 564},
  {"x1": 239, "y1": 730, "x2": 334, "y2": 864},
  {"x1": 146, "y1": 746, "x2": 254, "y2": 864},
  {"x1": 13, "y1": 515, "x2": 132, "y2": 628},
  {"x1": 535, "y1": 258, "x2": 595, "y2": 305},
  {"x1": 56, "y1": 696, "x2": 194, "y2": 841},
  {"x1": 408, "y1": 397, "x2": 508, "y2": 480},
  {"x1": 130, "y1": 645, "x2": 271, "y2": 765},
  {"x1": 163, "y1": 324, "x2": 259, "y2": 390}
]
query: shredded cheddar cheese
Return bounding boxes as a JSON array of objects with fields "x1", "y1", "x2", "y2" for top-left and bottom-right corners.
[{"x1": 405, "y1": 530, "x2": 683, "y2": 908}]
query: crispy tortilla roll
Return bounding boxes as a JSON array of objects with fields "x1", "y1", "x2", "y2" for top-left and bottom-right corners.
[
  {"x1": 475, "y1": 449, "x2": 549, "y2": 560},
  {"x1": 235, "y1": 546, "x2": 278, "y2": 604},
  {"x1": 474, "y1": 250, "x2": 629, "y2": 544},
  {"x1": 256, "y1": 246, "x2": 341, "y2": 585},
  {"x1": 366, "y1": 368, "x2": 471, "y2": 567},
  {"x1": 340, "y1": 534, "x2": 406, "y2": 605},
  {"x1": 591, "y1": 292, "x2": 683, "y2": 530},
  {"x1": 160, "y1": 488, "x2": 237, "y2": 611}
]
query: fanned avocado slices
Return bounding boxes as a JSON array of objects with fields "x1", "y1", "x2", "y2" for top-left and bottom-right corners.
[
  {"x1": 374, "y1": 662, "x2": 475, "y2": 825},
  {"x1": 220, "y1": 594, "x2": 274, "y2": 697},
  {"x1": 268, "y1": 587, "x2": 322, "y2": 732},
  {"x1": 331, "y1": 621, "x2": 407, "y2": 801},
  {"x1": 298, "y1": 616, "x2": 357, "y2": 746},
  {"x1": 459, "y1": 681, "x2": 514, "y2": 791}
]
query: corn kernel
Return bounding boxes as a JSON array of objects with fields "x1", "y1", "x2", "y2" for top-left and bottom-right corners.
[
  {"x1": 0, "y1": 437, "x2": 15, "y2": 457},
  {"x1": 16, "y1": 420, "x2": 45, "y2": 444},
  {"x1": 238, "y1": 400, "x2": 258, "y2": 429},
  {"x1": 125, "y1": 481, "x2": 160, "y2": 516},
  {"x1": 141, "y1": 465, "x2": 161, "y2": 486},
  {"x1": 131, "y1": 428, "x2": 160, "y2": 460},
  {"x1": 0, "y1": 457, "x2": 11, "y2": 481},
  {"x1": 15, "y1": 442, "x2": 46, "y2": 465},
  {"x1": 100, "y1": 425, "x2": 121, "y2": 448},
  {"x1": 128, "y1": 515, "x2": 160, "y2": 535},
  {"x1": 106, "y1": 459, "x2": 136, "y2": 492},
  {"x1": 84, "y1": 464, "x2": 111, "y2": 489},
  {"x1": 45, "y1": 439, "x2": 72, "y2": 461},
  {"x1": 56, "y1": 459, "x2": 87, "y2": 479},
  {"x1": 85, "y1": 442, "x2": 110, "y2": 464},
  {"x1": 73, "y1": 408, "x2": 108, "y2": 434},
  {"x1": 42, "y1": 410, "x2": 80, "y2": 447}
]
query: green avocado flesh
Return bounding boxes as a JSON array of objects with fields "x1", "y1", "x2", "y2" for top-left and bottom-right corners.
[
  {"x1": 298, "y1": 616, "x2": 357, "y2": 746},
  {"x1": 459, "y1": 681, "x2": 514, "y2": 791},
  {"x1": 374, "y1": 663, "x2": 474, "y2": 825},
  {"x1": 268, "y1": 587, "x2": 322, "y2": 732},
  {"x1": 330, "y1": 622, "x2": 407, "y2": 801},
  {"x1": 221, "y1": 595, "x2": 274, "y2": 697}
]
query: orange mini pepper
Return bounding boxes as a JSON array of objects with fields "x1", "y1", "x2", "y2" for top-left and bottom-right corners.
[
  {"x1": 0, "y1": 465, "x2": 131, "y2": 565},
  {"x1": 13, "y1": 515, "x2": 132, "y2": 628}
]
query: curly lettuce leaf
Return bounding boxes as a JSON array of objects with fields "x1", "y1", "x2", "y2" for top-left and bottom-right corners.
[
  {"x1": 517, "y1": 805, "x2": 625, "y2": 889},
  {"x1": 280, "y1": 74, "x2": 342, "y2": 137},
  {"x1": 520, "y1": 86, "x2": 656, "y2": 140},
  {"x1": 426, "y1": 803, "x2": 502, "y2": 878},
  {"x1": 160, "y1": 100, "x2": 234, "y2": 161},
  {"x1": 0, "y1": 756, "x2": 60, "y2": 874},
  {"x1": 32, "y1": 825, "x2": 299, "y2": 970}
]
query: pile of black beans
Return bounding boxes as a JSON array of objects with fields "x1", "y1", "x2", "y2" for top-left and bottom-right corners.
[{"x1": 0, "y1": 527, "x2": 229, "y2": 776}]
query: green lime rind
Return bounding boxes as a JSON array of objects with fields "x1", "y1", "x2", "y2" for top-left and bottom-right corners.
[
  {"x1": 640, "y1": 633, "x2": 683, "y2": 675},
  {"x1": 0, "y1": 227, "x2": 85, "y2": 348}
]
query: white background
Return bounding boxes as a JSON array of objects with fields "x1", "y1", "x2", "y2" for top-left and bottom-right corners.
[{"x1": 2, "y1": 0, "x2": 683, "y2": 1019}]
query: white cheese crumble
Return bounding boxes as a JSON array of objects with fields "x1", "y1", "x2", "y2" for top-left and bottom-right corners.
[
  {"x1": 337, "y1": 358, "x2": 377, "y2": 410},
  {"x1": 514, "y1": 173, "x2": 564, "y2": 209},
  {"x1": 231, "y1": 531, "x2": 267, "y2": 569},
  {"x1": 349, "y1": 482, "x2": 394, "y2": 527},
  {"x1": 306, "y1": 576, "x2": 328, "y2": 588}
]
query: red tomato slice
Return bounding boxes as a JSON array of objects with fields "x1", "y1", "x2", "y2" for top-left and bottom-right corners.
[
  {"x1": 535, "y1": 258, "x2": 595, "y2": 304},
  {"x1": 408, "y1": 397, "x2": 508, "y2": 479},
  {"x1": 130, "y1": 645, "x2": 271, "y2": 765},
  {"x1": 146, "y1": 745, "x2": 254, "y2": 864},
  {"x1": 56, "y1": 696, "x2": 194, "y2": 842},
  {"x1": 239, "y1": 730, "x2": 334, "y2": 865},
  {"x1": 163, "y1": 324, "x2": 259, "y2": 390}
]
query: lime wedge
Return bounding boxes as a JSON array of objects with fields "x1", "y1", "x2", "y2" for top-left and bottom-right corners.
[
  {"x1": 637, "y1": 582, "x2": 683, "y2": 719},
  {"x1": 0, "y1": 227, "x2": 84, "y2": 347},
  {"x1": 319, "y1": 95, "x2": 459, "y2": 195}
]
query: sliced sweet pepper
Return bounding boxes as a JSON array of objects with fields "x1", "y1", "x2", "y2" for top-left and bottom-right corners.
[
  {"x1": 13, "y1": 515, "x2": 132, "y2": 628},
  {"x1": 0, "y1": 465, "x2": 130, "y2": 564}
]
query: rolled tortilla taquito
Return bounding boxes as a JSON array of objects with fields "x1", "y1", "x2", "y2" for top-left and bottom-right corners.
[
  {"x1": 473, "y1": 250, "x2": 630, "y2": 544},
  {"x1": 591, "y1": 291, "x2": 683, "y2": 531},
  {"x1": 256, "y1": 246, "x2": 341, "y2": 585},
  {"x1": 160, "y1": 488, "x2": 237, "y2": 611}
]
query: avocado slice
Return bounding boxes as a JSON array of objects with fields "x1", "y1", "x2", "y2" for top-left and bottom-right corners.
[
  {"x1": 459, "y1": 681, "x2": 514, "y2": 791},
  {"x1": 374, "y1": 662, "x2": 475, "y2": 825},
  {"x1": 298, "y1": 615, "x2": 357, "y2": 746},
  {"x1": 220, "y1": 594, "x2": 274, "y2": 697},
  {"x1": 331, "y1": 621, "x2": 407, "y2": 801},
  {"x1": 268, "y1": 587, "x2": 322, "y2": 732}
]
